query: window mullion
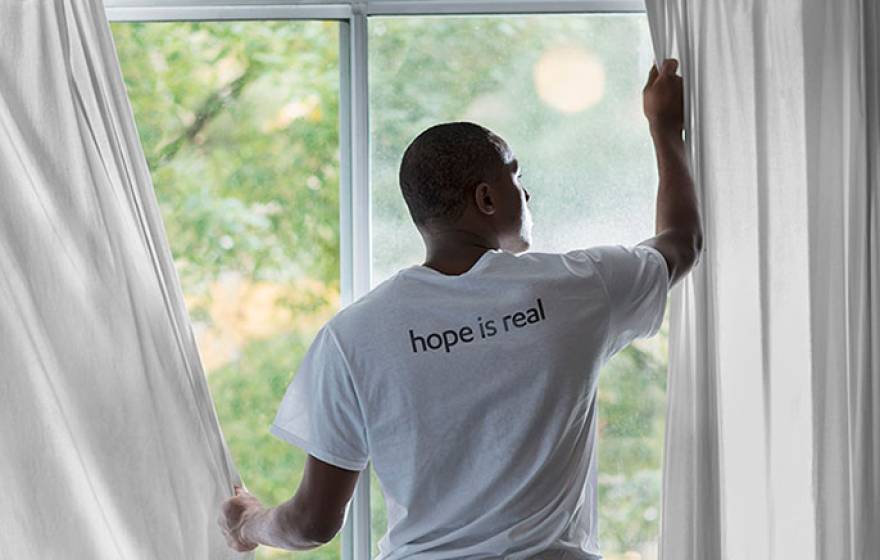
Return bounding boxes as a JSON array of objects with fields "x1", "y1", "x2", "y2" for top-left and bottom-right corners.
[
  {"x1": 338, "y1": 15, "x2": 355, "y2": 560},
  {"x1": 341, "y1": 6, "x2": 373, "y2": 560}
]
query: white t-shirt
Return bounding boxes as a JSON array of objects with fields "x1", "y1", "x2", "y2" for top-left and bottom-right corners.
[{"x1": 270, "y1": 244, "x2": 669, "y2": 560}]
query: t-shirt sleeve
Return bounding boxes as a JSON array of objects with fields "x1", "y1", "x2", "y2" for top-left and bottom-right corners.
[
  {"x1": 564, "y1": 244, "x2": 669, "y2": 358},
  {"x1": 269, "y1": 324, "x2": 370, "y2": 471}
]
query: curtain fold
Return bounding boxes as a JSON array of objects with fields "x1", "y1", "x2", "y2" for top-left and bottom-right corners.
[
  {"x1": 646, "y1": 1, "x2": 880, "y2": 559},
  {"x1": 0, "y1": 0, "x2": 246, "y2": 557}
]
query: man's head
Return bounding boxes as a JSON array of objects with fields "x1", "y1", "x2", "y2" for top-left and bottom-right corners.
[{"x1": 399, "y1": 122, "x2": 533, "y2": 254}]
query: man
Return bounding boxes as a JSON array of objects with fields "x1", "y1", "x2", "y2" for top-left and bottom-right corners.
[{"x1": 219, "y1": 57, "x2": 701, "y2": 559}]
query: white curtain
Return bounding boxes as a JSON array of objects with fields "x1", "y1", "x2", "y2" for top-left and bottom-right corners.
[
  {"x1": 0, "y1": 1, "x2": 247, "y2": 557},
  {"x1": 645, "y1": 1, "x2": 880, "y2": 559}
]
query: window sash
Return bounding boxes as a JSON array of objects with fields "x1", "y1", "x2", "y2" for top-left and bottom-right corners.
[
  {"x1": 105, "y1": 0, "x2": 644, "y2": 19},
  {"x1": 104, "y1": 2, "x2": 647, "y2": 558}
]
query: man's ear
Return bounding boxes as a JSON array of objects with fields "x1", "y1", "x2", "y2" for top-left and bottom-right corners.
[{"x1": 474, "y1": 182, "x2": 497, "y2": 216}]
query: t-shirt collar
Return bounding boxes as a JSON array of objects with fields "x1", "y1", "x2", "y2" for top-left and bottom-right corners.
[{"x1": 403, "y1": 248, "x2": 503, "y2": 279}]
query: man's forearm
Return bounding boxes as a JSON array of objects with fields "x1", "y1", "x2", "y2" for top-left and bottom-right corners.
[
  {"x1": 241, "y1": 499, "x2": 325, "y2": 551},
  {"x1": 650, "y1": 125, "x2": 702, "y2": 240}
]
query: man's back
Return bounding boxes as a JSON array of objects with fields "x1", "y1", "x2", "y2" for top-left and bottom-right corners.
[{"x1": 271, "y1": 244, "x2": 668, "y2": 559}]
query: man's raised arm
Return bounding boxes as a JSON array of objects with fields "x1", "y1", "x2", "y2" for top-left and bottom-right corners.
[{"x1": 638, "y1": 58, "x2": 704, "y2": 287}]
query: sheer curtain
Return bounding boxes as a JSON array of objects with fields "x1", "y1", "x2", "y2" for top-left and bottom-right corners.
[
  {"x1": 0, "y1": 1, "x2": 245, "y2": 557},
  {"x1": 645, "y1": 1, "x2": 880, "y2": 559}
]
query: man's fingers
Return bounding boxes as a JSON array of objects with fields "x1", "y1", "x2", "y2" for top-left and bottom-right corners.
[
  {"x1": 222, "y1": 497, "x2": 248, "y2": 523},
  {"x1": 644, "y1": 64, "x2": 659, "y2": 89},
  {"x1": 645, "y1": 57, "x2": 678, "y2": 91},
  {"x1": 224, "y1": 534, "x2": 241, "y2": 551},
  {"x1": 661, "y1": 58, "x2": 679, "y2": 76},
  {"x1": 221, "y1": 499, "x2": 235, "y2": 518}
]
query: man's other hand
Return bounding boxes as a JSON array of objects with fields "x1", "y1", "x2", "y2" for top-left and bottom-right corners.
[{"x1": 218, "y1": 485, "x2": 264, "y2": 552}]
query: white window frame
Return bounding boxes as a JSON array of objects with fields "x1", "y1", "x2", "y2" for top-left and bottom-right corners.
[{"x1": 104, "y1": 1, "x2": 646, "y2": 558}]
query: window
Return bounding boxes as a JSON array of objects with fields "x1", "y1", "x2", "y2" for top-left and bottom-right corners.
[
  {"x1": 108, "y1": 3, "x2": 664, "y2": 559},
  {"x1": 111, "y1": 20, "x2": 343, "y2": 560}
]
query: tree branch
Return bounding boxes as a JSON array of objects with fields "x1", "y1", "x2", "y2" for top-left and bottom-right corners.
[{"x1": 150, "y1": 64, "x2": 261, "y2": 169}]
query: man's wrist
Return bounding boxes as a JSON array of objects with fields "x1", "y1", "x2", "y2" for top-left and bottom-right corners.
[
  {"x1": 240, "y1": 506, "x2": 273, "y2": 548},
  {"x1": 649, "y1": 123, "x2": 684, "y2": 143},
  {"x1": 240, "y1": 504, "x2": 316, "y2": 551}
]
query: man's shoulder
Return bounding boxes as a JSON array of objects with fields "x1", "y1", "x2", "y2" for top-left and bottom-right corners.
[
  {"x1": 485, "y1": 248, "x2": 586, "y2": 272},
  {"x1": 547, "y1": 244, "x2": 664, "y2": 280},
  {"x1": 517, "y1": 248, "x2": 605, "y2": 281},
  {"x1": 325, "y1": 273, "x2": 401, "y2": 335}
]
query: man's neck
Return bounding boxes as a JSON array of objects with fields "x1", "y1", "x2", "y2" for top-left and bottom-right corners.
[{"x1": 421, "y1": 230, "x2": 498, "y2": 275}]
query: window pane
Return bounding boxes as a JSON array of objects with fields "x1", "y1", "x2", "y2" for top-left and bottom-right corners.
[
  {"x1": 369, "y1": 15, "x2": 666, "y2": 560},
  {"x1": 111, "y1": 21, "x2": 342, "y2": 560}
]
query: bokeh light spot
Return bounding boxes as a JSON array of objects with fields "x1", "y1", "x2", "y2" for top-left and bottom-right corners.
[{"x1": 533, "y1": 46, "x2": 606, "y2": 113}]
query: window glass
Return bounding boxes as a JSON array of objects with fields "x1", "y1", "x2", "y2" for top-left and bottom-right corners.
[
  {"x1": 369, "y1": 15, "x2": 667, "y2": 560},
  {"x1": 112, "y1": 21, "x2": 342, "y2": 560}
]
